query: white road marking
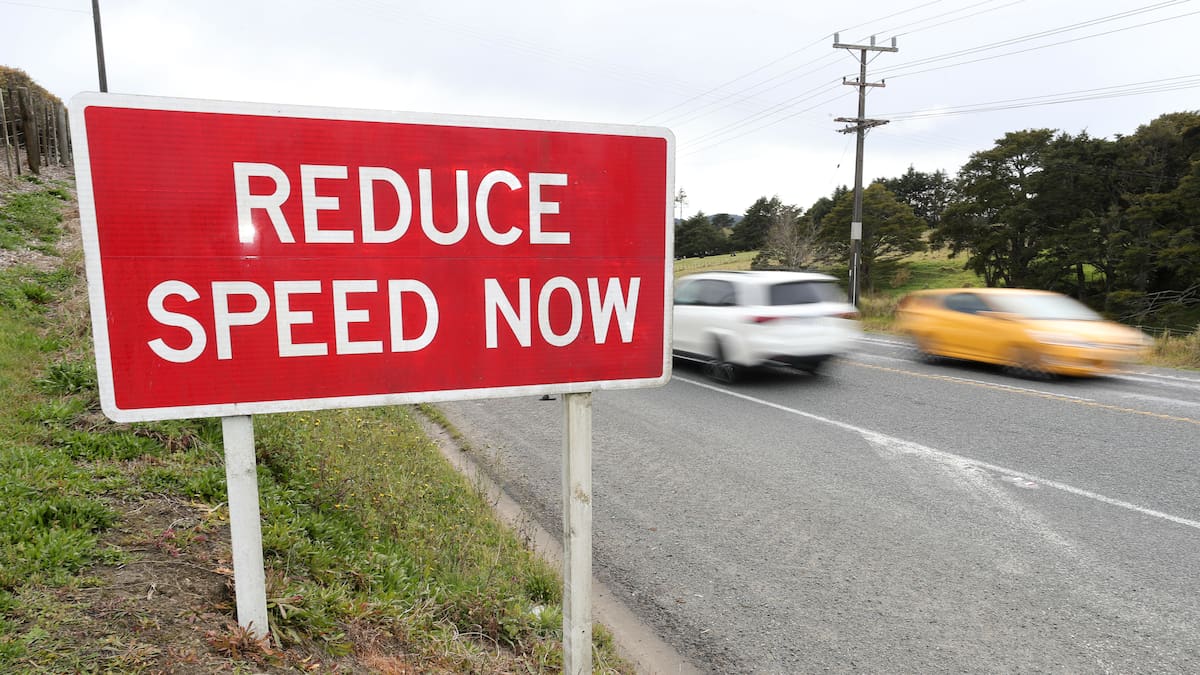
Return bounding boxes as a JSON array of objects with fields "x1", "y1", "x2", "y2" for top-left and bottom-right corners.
[
  {"x1": 1116, "y1": 372, "x2": 1200, "y2": 392},
  {"x1": 849, "y1": 352, "x2": 1097, "y2": 401},
  {"x1": 676, "y1": 375, "x2": 1200, "y2": 532},
  {"x1": 1117, "y1": 392, "x2": 1200, "y2": 409},
  {"x1": 855, "y1": 335, "x2": 910, "y2": 347}
]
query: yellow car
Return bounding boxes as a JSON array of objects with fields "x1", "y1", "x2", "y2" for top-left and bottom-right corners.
[{"x1": 895, "y1": 288, "x2": 1151, "y2": 378}]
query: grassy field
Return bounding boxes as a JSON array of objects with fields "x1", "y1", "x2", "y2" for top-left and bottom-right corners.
[{"x1": 0, "y1": 172, "x2": 631, "y2": 673}]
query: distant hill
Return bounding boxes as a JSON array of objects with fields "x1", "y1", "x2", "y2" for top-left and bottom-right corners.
[{"x1": 674, "y1": 212, "x2": 743, "y2": 227}]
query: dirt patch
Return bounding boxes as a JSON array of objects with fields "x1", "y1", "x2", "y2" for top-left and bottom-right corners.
[
  {"x1": 40, "y1": 490, "x2": 372, "y2": 673},
  {"x1": 60, "y1": 496, "x2": 244, "y2": 673}
]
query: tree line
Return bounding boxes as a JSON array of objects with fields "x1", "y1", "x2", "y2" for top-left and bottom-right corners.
[{"x1": 675, "y1": 111, "x2": 1200, "y2": 328}]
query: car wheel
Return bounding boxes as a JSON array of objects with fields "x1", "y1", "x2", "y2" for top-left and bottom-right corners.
[
  {"x1": 911, "y1": 334, "x2": 941, "y2": 364},
  {"x1": 799, "y1": 357, "x2": 831, "y2": 376},
  {"x1": 1005, "y1": 344, "x2": 1050, "y2": 380},
  {"x1": 704, "y1": 338, "x2": 739, "y2": 383}
]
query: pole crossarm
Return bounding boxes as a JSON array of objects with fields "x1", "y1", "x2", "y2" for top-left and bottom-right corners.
[
  {"x1": 835, "y1": 118, "x2": 890, "y2": 134},
  {"x1": 832, "y1": 34, "x2": 899, "y2": 53}
]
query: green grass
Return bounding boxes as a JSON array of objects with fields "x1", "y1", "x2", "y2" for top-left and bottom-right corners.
[
  {"x1": 250, "y1": 407, "x2": 579, "y2": 665},
  {"x1": 0, "y1": 181, "x2": 632, "y2": 672},
  {"x1": 878, "y1": 248, "x2": 983, "y2": 294},
  {"x1": 0, "y1": 189, "x2": 68, "y2": 253},
  {"x1": 675, "y1": 250, "x2": 757, "y2": 275}
]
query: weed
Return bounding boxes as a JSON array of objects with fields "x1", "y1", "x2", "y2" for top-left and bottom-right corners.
[
  {"x1": 1151, "y1": 329, "x2": 1200, "y2": 370},
  {"x1": 181, "y1": 465, "x2": 227, "y2": 502},
  {"x1": 857, "y1": 293, "x2": 901, "y2": 332},
  {"x1": 206, "y1": 622, "x2": 282, "y2": 666},
  {"x1": 53, "y1": 430, "x2": 163, "y2": 461},
  {"x1": 138, "y1": 465, "x2": 189, "y2": 493},
  {"x1": 26, "y1": 495, "x2": 117, "y2": 532},
  {"x1": 19, "y1": 397, "x2": 88, "y2": 427},
  {"x1": 36, "y1": 359, "x2": 97, "y2": 396},
  {"x1": 0, "y1": 267, "x2": 72, "y2": 314}
]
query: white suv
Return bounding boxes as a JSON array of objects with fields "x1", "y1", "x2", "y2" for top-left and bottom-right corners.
[{"x1": 672, "y1": 271, "x2": 861, "y2": 381}]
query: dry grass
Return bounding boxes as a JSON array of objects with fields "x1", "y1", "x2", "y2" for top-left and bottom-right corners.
[{"x1": 1149, "y1": 330, "x2": 1200, "y2": 370}]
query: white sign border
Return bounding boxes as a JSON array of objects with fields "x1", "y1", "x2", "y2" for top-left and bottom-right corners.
[{"x1": 69, "y1": 92, "x2": 675, "y2": 423}]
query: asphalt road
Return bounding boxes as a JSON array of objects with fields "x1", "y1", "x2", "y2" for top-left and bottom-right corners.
[{"x1": 435, "y1": 336, "x2": 1200, "y2": 673}]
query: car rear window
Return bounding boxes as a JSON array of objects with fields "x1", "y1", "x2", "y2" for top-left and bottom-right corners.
[{"x1": 768, "y1": 281, "x2": 845, "y2": 305}]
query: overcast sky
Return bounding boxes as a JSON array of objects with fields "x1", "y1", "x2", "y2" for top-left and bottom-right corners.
[{"x1": 4, "y1": 0, "x2": 1198, "y2": 216}]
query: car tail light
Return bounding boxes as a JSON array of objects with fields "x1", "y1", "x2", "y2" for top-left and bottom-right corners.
[{"x1": 749, "y1": 315, "x2": 781, "y2": 324}]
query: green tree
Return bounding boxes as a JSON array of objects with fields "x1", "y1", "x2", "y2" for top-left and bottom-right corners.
[
  {"x1": 729, "y1": 196, "x2": 784, "y2": 251},
  {"x1": 934, "y1": 129, "x2": 1056, "y2": 287},
  {"x1": 1110, "y1": 111, "x2": 1200, "y2": 297},
  {"x1": 1027, "y1": 131, "x2": 1124, "y2": 300},
  {"x1": 710, "y1": 212, "x2": 737, "y2": 235},
  {"x1": 807, "y1": 186, "x2": 848, "y2": 232},
  {"x1": 1116, "y1": 112, "x2": 1200, "y2": 195},
  {"x1": 674, "y1": 211, "x2": 728, "y2": 258},
  {"x1": 1121, "y1": 157, "x2": 1200, "y2": 319},
  {"x1": 878, "y1": 166, "x2": 954, "y2": 230},
  {"x1": 819, "y1": 183, "x2": 926, "y2": 293}
]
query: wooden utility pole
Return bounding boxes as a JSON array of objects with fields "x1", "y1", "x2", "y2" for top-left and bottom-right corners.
[
  {"x1": 833, "y1": 34, "x2": 897, "y2": 306},
  {"x1": 92, "y1": 0, "x2": 108, "y2": 92}
]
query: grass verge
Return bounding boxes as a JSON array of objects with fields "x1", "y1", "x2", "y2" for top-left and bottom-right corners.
[{"x1": 1, "y1": 175, "x2": 631, "y2": 672}]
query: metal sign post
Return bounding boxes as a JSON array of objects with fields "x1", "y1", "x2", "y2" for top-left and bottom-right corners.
[
  {"x1": 221, "y1": 415, "x2": 269, "y2": 639},
  {"x1": 562, "y1": 391, "x2": 593, "y2": 674}
]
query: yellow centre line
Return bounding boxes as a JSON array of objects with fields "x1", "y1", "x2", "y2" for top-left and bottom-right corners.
[{"x1": 845, "y1": 358, "x2": 1200, "y2": 427}]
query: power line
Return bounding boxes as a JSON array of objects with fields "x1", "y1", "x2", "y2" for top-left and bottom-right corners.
[
  {"x1": 662, "y1": 61, "x2": 842, "y2": 131},
  {"x1": 681, "y1": 91, "x2": 854, "y2": 157},
  {"x1": 642, "y1": 0, "x2": 977, "y2": 127},
  {"x1": 680, "y1": 85, "x2": 847, "y2": 151},
  {"x1": 666, "y1": 1, "x2": 1028, "y2": 155},
  {"x1": 882, "y1": 74, "x2": 1200, "y2": 121},
  {"x1": 877, "y1": 1, "x2": 1192, "y2": 77},
  {"x1": 675, "y1": 4, "x2": 1197, "y2": 157},
  {"x1": 637, "y1": 38, "x2": 835, "y2": 125},
  {"x1": 0, "y1": 0, "x2": 87, "y2": 13},
  {"x1": 887, "y1": 9, "x2": 1200, "y2": 81},
  {"x1": 878, "y1": 0, "x2": 1026, "y2": 40}
]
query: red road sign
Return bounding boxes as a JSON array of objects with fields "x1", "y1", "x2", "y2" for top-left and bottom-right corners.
[{"x1": 70, "y1": 94, "x2": 674, "y2": 422}]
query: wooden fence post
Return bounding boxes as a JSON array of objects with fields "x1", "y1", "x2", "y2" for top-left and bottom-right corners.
[
  {"x1": 47, "y1": 104, "x2": 60, "y2": 167},
  {"x1": 17, "y1": 87, "x2": 40, "y2": 175},
  {"x1": 0, "y1": 89, "x2": 12, "y2": 178},
  {"x1": 9, "y1": 89, "x2": 21, "y2": 175},
  {"x1": 56, "y1": 104, "x2": 70, "y2": 166}
]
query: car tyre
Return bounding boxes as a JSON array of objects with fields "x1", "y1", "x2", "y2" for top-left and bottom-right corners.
[
  {"x1": 704, "y1": 338, "x2": 739, "y2": 384},
  {"x1": 1005, "y1": 344, "x2": 1050, "y2": 380},
  {"x1": 911, "y1": 334, "x2": 941, "y2": 364}
]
